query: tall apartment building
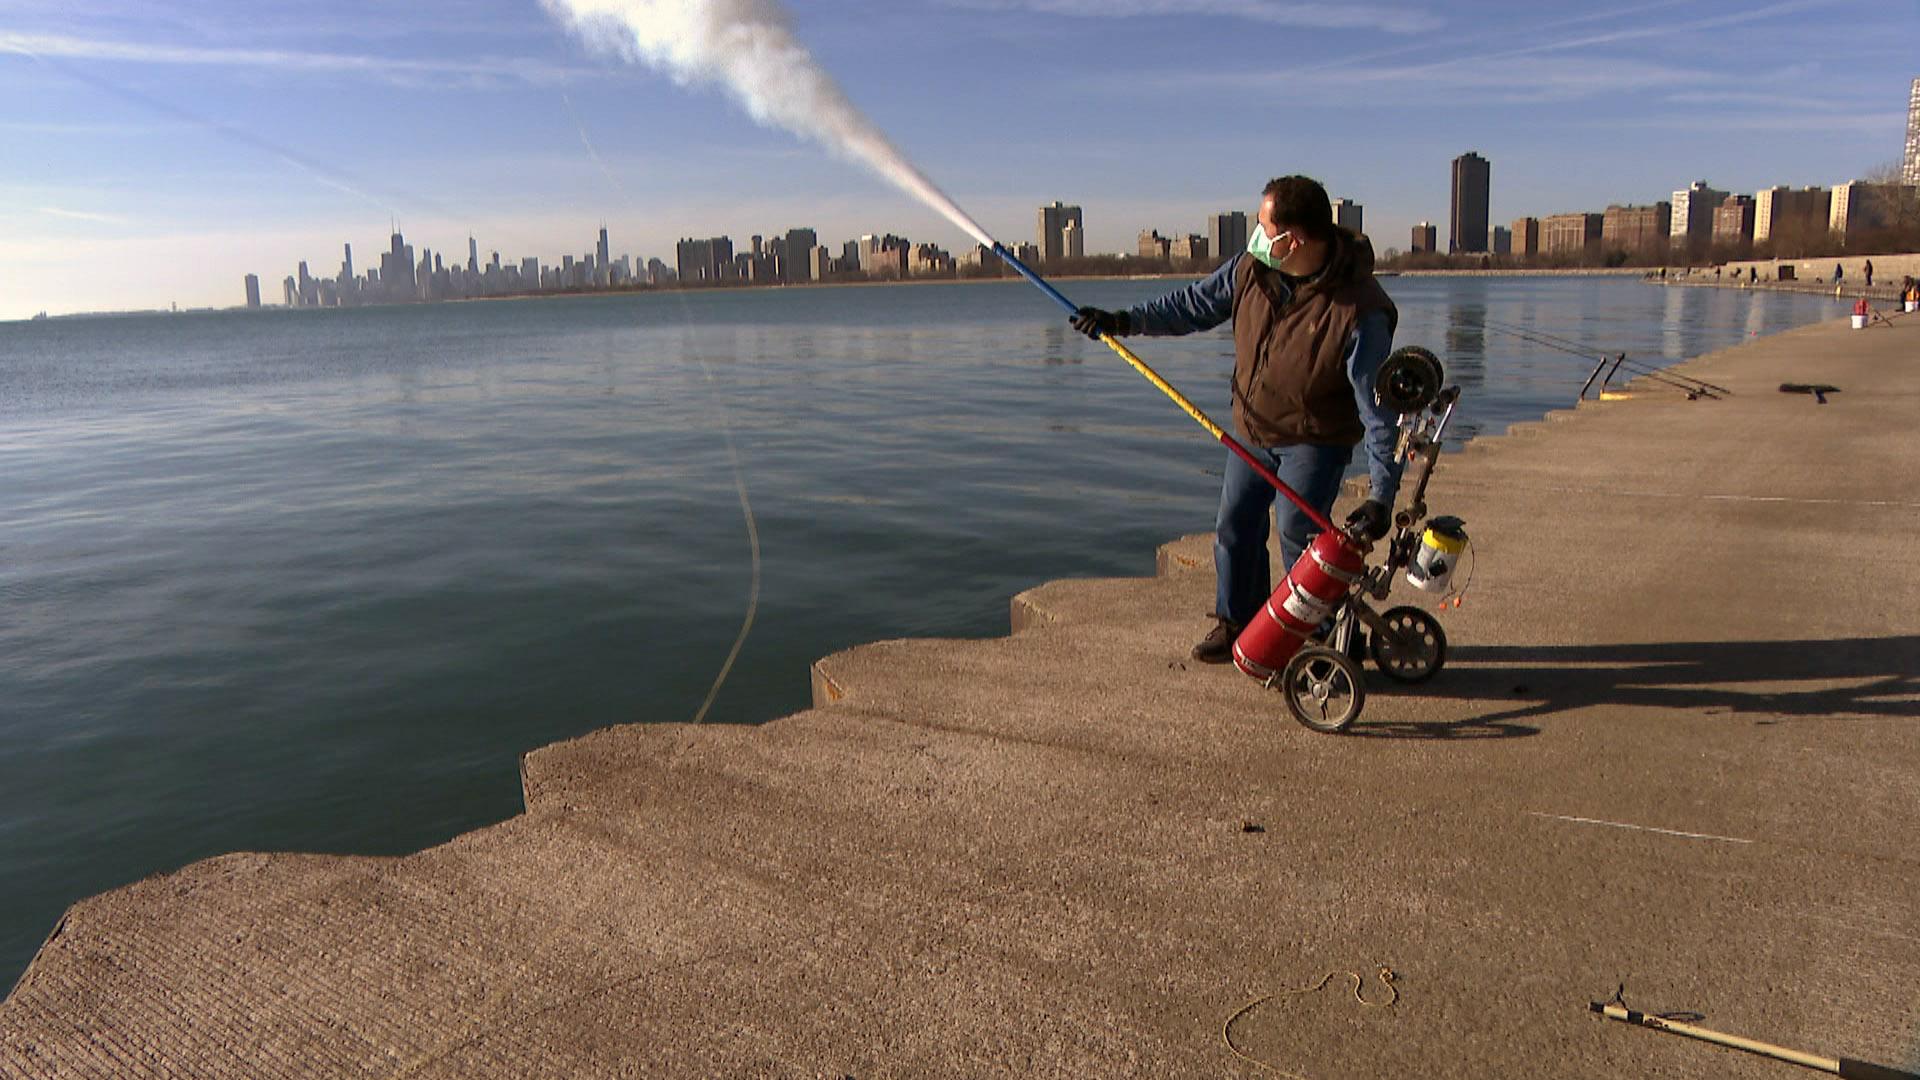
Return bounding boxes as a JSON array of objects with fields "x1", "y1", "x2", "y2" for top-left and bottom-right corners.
[
  {"x1": 1207, "y1": 211, "x2": 1249, "y2": 260},
  {"x1": 1541, "y1": 212, "x2": 1603, "y2": 254},
  {"x1": 1138, "y1": 230, "x2": 1171, "y2": 259},
  {"x1": 243, "y1": 273, "x2": 261, "y2": 309},
  {"x1": 1510, "y1": 217, "x2": 1541, "y2": 256},
  {"x1": 1754, "y1": 187, "x2": 1829, "y2": 245},
  {"x1": 1450, "y1": 152, "x2": 1491, "y2": 253},
  {"x1": 1670, "y1": 181, "x2": 1728, "y2": 254},
  {"x1": 1906, "y1": 77, "x2": 1920, "y2": 185},
  {"x1": 783, "y1": 228, "x2": 817, "y2": 283},
  {"x1": 1169, "y1": 235, "x2": 1209, "y2": 261},
  {"x1": 1036, "y1": 201, "x2": 1083, "y2": 264},
  {"x1": 1600, "y1": 203, "x2": 1671, "y2": 253},
  {"x1": 1411, "y1": 222, "x2": 1437, "y2": 253},
  {"x1": 1830, "y1": 181, "x2": 1917, "y2": 239},
  {"x1": 1332, "y1": 198, "x2": 1363, "y2": 235},
  {"x1": 1712, "y1": 195, "x2": 1756, "y2": 246},
  {"x1": 1490, "y1": 225, "x2": 1511, "y2": 254},
  {"x1": 1061, "y1": 219, "x2": 1084, "y2": 259}
]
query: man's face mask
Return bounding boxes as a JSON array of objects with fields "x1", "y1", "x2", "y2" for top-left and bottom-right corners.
[{"x1": 1247, "y1": 225, "x2": 1298, "y2": 272}]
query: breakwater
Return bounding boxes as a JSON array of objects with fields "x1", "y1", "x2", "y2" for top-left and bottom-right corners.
[{"x1": 5, "y1": 310, "x2": 1917, "y2": 1077}]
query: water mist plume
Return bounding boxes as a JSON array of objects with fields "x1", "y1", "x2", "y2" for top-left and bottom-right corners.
[{"x1": 540, "y1": 0, "x2": 996, "y2": 248}]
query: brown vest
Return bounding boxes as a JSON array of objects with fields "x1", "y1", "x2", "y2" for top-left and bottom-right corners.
[{"x1": 1230, "y1": 232, "x2": 1397, "y2": 447}]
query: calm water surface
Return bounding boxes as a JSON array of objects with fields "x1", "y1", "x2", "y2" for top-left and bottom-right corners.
[{"x1": 0, "y1": 277, "x2": 1845, "y2": 987}]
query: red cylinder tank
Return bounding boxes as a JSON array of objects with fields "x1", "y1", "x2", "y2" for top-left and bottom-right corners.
[{"x1": 1232, "y1": 530, "x2": 1367, "y2": 679}]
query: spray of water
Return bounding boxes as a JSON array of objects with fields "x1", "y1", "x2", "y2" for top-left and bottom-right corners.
[{"x1": 539, "y1": 0, "x2": 997, "y2": 249}]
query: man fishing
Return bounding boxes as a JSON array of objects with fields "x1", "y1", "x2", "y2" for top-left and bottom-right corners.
[{"x1": 1068, "y1": 175, "x2": 1402, "y2": 663}]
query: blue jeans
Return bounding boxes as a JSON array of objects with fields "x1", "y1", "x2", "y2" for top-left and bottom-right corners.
[{"x1": 1213, "y1": 443, "x2": 1354, "y2": 626}]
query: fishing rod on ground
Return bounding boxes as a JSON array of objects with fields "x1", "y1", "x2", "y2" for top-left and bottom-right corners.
[
  {"x1": 1484, "y1": 316, "x2": 1731, "y2": 394},
  {"x1": 1478, "y1": 317, "x2": 1729, "y2": 401},
  {"x1": 1480, "y1": 318, "x2": 1727, "y2": 400}
]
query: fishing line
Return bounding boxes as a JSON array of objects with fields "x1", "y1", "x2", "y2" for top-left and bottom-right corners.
[{"x1": 1478, "y1": 318, "x2": 1726, "y2": 397}]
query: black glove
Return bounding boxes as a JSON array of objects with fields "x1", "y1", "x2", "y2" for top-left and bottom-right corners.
[
  {"x1": 1343, "y1": 498, "x2": 1391, "y2": 542},
  {"x1": 1069, "y1": 306, "x2": 1131, "y2": 340}
]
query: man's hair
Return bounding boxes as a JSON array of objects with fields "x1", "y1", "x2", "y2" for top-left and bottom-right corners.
[{"x1": 1262, "y1": 175, "x2": 1335, "y2": 240}]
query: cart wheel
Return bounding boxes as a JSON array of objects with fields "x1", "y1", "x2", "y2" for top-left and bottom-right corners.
[
  {"x1": 1376, "y1": 346, "x2": 1445, "y2": 415},
  {"x1": 1369, "y1": 605, "x2": 1447, "y2": 684},
  {"x1": 1279, "y1": 646, "x2": 1367, "y2": 733}
]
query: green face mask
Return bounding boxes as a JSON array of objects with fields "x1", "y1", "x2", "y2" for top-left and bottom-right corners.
[{"x1": 1246, "y1": 225, "x2": 1294, "y2": 271}]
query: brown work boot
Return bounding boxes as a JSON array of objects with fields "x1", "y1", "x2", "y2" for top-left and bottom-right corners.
[{"x1": 1191, "y1": 617, "x2": 1241, "y2": 664}]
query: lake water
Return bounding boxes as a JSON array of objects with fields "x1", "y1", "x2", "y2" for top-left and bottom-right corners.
[{"x1": 0, "y1": 276, "x2": 1846, "y2": 989}]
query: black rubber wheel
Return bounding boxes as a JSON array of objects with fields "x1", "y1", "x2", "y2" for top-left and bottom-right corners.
[
  {"x1": 1368, "y1": 605, "x2": 1447, "y2": 684},
  {"x1": 1376, "y1": 346, "x2": 1444, "y2": 415},
  {"x1": 1279, "y1": 646, "x2": 1367, "y2": 733}
]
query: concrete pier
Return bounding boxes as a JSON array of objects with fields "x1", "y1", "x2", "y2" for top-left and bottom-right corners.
[{"x1": 5, "y1": 314, "x2": 1919, "y2": 1078}]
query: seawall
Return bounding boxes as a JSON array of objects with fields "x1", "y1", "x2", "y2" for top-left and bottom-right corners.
[{"x1": 4, "y1": 314, "x2": 1919, "y2": 1078}]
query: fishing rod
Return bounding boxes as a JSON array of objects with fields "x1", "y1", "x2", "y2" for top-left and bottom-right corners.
[
  {"x1": 1479, "y1": 318, "x2": 1729, "y2": 399},
  {"x1": 988, "y1": 243, "x2": 1337, "y2": 535},
  {"x1": 1481, "y1": 319, "x2": 1725, "y2": 398},
  {"x1": 1484, "y1": 316, "x2": 1731, "y2": 394},
  {"x1": 1591, "y1": 995, "x2": 1919, "y2": 1079}
]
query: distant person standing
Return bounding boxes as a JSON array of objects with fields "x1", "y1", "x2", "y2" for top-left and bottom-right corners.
[
  {"x1": 1863, "y1": 260, "x2": 1873, "y2": 288},
  {"x1": 1067, "y1": 175, "x2": 1402, "y2": 662},
  {"x1": 1834, "y1": 263, "x2": 1844, "y2": 285}
]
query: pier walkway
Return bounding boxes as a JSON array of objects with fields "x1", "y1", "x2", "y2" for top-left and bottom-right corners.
[{"x1": 4, "y1": 314, "x2": 1918, "y2": 1078}]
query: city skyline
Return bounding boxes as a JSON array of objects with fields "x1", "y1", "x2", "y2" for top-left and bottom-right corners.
[{"x1": 2, "y1": 1, "x2": 1914, "y2": 319}]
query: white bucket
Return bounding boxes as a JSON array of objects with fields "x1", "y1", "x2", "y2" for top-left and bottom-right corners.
[
  {"x1": 1851, "y1": 314, "x2": 1868, "y2": 329},
  {"x1": 1907, "y1": 300, "x2": 1918, "y2": 313}
]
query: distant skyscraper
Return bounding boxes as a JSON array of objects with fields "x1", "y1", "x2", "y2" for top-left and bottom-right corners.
[
  {"x1": 1062, "y1": 219, "x2": 1084, "y2": 259},
  {"x1": 784, "y1": 228, "x2": 818, "y2": 283},
  {"x1": 1036, "y1": 201, "x2": 1082, "y2": 264},
  {"x1": 1207, "y1": 211, "x2": 1249, "y2": 262},
  {"x1": 1490, "y1": 226, "x2": 1511, "y2": 255},
  {"x1": 1449, "y1": 152, "x2": 1490, "y2": 254},
  {"x1": 341, "y1": 243, "x2": 353, "y2": 282},
  {"x1": 1906, "y1": 77, "x2": 1920, "y2": 185},
  {"x1": 597, "y1": 227, "x2": 610, "y2": 270},
  {"x1": 1510, "y1": 217, "x2": 1541, "y2": 256},
  {"x1": 1411, "y1": 222, "x2": 1437, "y2": 253},
  {"x1": 244, "y1": 273, "x2": 261, "y2": 309},
  {"x1": 1754, "y1": 186, "x2": 1829, "y2": 248},
  {"x1": 1332, "y1": 198, "x2": 1363, "y2": 235},
  {"x1": 1670, "y1": 181, "x2": 1727, "y2": 255},
  {"x1": 469, "y1": 236, "x2": 480, "y2": 275}
]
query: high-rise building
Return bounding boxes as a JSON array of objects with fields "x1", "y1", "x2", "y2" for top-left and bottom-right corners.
[
  {"x1": 1138, "y1": 230, "x2": 1171, "y2": 259},
  {"x1": 596, "y1": 227, "x2": 610, "y2": 271},
  {"x1": 1906, "y1": 77, "x2": 1920, "y2": 186},
  {"x1": 1830, "y1": 181, "x2": 1918, "y2": 239},
  {"x1": 1411, "y1": 222, "x2": 1437, "y2": 253},
  {"x1": 1754, "y1": 186, "x2": 1830, "y2": 247},
  {"x1": 1332, "y1": 199, "x2": 1363, "y2": 235},
  {"x1": 1449, "y1": 152, "x2": 1490, "y2": 253},
  {"x1": 1601, "y1": 203, "x2": 1671, "y2": 253},
  {"x1": 1510, "y1": 217, "x2": 1541, "y2": 257},
  {"x1": 1670, "y1": 181, "x2": 1728, "y2": 254},
  {"x1": 1207, "y1": 211, "x2": 1249, "y2": 261},
  {"x1": 1036, "y1": 201, "x2": 1082, "y2": 264},
  {"x1": 784, "y1": 228, "x2": 817, "y2": 283},
  {"x1": 341, "y1": 243, "x2": 354, "y2": 282},
  {"x1": 1712, "y1": 195, "x2": 1756, "y2": 247},
  {"x1": 1061, "y1": 219, "x2": 1084, "y2": 259},
  {"x1": 1490, "y1": 226, "x2": 1511, "y2": 255},
  {"x1": 1541, "y1": 212, "x2": 1603, "y2": 254},
  {"x1": 244, "y1": 273, "x2": 261, "y2": 309},
  {"x1": 1169, "y1": 235, "x2": 1209, "y2": 261}
]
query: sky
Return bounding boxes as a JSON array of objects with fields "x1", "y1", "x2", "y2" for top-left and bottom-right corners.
[{"x1": 0, "y1": 0, "x2": 1913, "y2": 318}]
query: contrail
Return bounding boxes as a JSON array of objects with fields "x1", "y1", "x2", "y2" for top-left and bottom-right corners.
[
  {"x1": 560, "y1": 91, "x2": 628, "y2": 198},
  {"x1": 539, "y1": 0, "x2": 995, "y2": 248}
]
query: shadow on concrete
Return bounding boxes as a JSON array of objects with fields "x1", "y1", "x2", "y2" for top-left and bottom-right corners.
[{"x1": 1394, "y1": 635, "x2": 1920, "y2": 727}]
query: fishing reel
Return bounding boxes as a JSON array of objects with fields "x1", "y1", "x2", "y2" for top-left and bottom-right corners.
[{"x1": 1376, "y1": 346, "x2": 1445, "y2": 415}]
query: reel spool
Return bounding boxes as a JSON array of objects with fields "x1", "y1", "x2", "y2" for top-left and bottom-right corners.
[{"x1": 1376, "y1": 346, "x2": 1445, "y2": 415}]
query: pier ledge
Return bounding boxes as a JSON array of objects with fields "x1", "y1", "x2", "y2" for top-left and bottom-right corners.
[{"x1": 5, "y1": 315, "x2": 1919, "y2": 1078}]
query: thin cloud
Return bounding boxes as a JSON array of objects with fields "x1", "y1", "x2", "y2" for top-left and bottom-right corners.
[
  {"x1": 0, "y1": 30, "x2": 583, "y2": 86},
  {"x1": 940, "y1": 0, "x2": 1442, "y2": 33},
  {"x1": 36, "y1": 206, "x2": 128, "y2": 224}
]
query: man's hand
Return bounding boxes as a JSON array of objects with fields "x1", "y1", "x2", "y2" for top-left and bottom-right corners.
[
  {"x1": 1343, "y1": 499, "x2": 1391, "y2": 541},
  {"x1": 1070, "y1": 307, "x2": 1131, "y2": 340}
]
